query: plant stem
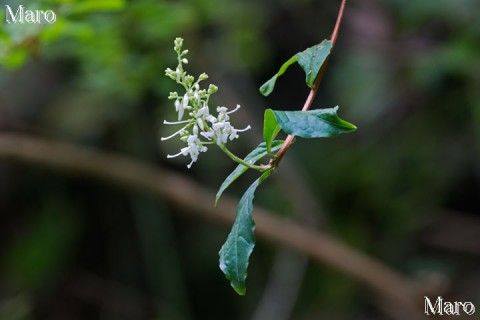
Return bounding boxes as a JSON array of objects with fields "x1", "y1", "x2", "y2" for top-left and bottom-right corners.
[
  {"x1": 219, "y1": 144, "x2": 271, "y2": 171},
  {"x1": 271, "y1": 0, "x2": 347, "y2": 167}
]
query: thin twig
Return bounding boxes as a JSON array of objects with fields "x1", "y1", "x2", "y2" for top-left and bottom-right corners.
[
  {"x1": 0, "y1": 133, "x2": 425, "y2": 315},
  {"x1": 272, "y1": 0, "x2": 347, "y2": 167},
  {"x1": 331, "y1": 0, "x2": 347, "y2": 46}
]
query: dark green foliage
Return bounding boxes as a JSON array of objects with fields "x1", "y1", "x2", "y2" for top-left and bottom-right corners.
[
  {"x1": 218, "y1": 170, "x2": 272, "y2": 295},
  {"x1": 272, "y1": 107, "x2": 357, "y2": 138},
  {"x1": 259, "y1": 40, "x2": 332, "y2": 96},
  {"x1": 220, "y1": 34, "x2": 353, "y2": 295},
  {"x1": 297, "y1": 40, "x2": 332, "y2": 88},
  {"x1": 259, "y1": 55, "x2": 298, "y2": 96},
  {"x1": 263, "y1": 109, "x2": 282, "y2": 156}
]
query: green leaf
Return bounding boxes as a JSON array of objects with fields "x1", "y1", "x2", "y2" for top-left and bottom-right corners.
[
  {"x1": 215, "y1": 141, "x2": 283, "y2": 207},
  {"x1": 260, "y1": 40, "x2": 332, "y2": 95},
  {"x1": 65, "y1": 0, "x2": 125, "y2": 15},
  {"x1": 219, "y1": 170, "x2": 273, "y2": 295},
  {"x1": 273, "y1": 107, "x2": 357, "y2": 138},
  {"x1": 263, "y1": 109, "x2": 281, "y2": 156},
  {"x1": 297, "y1": 39, "x2": 332, "y2": 88},
  {"x1": 259, "y1": 55, "x2": 297, "y2": 96}
]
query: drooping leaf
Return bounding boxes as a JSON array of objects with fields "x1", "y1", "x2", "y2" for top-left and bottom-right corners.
[
  {"x1": 259, "y1": 55, "x2": 297, "y2": 96},
  {"x1": 260, "y1": 40, "x2": 332, "y2": 95},
  {"x1": 263, "y1": 109, "x2": 281, "y2": 156},
  {"x1": 215, "y1": 141, "x2": 283, "y2": 206},
  {"x1": 219, "y1": 170, "x2": 273, "y2": 295},
  {"x1": 273, "y1": 107, "x2": 357, "y2": 138},
  {"x1": 297, "y1": 39, "x2": 332, "y2": 88}
]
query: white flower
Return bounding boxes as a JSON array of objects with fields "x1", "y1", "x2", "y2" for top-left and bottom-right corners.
[
  {"x1": 200, "y1": 130, "x2": 214, "y2": 140},
  {"x1": 166, "y1": 126, "x2": 208, "y2": 168},
  {"x1": 197, "y1": 118, "x2": 204, "y2": 130},
  {"x1": 182, "y1": 94, "x2": 189, "y2": 109},
  {"x1": 175, "y1": 68, "x2": 181, "y2": 81},
  {"x1": 176, "y1": 99, "x2": 184, "y2": 120},
  {"x1": 207, "y1": 105, "x2": 251, "y2": 145},
  {"x1": 183, "y1": 126, "x2": 208, "y2": 168},
  {"x1": 197, "y1": 106, "x2": 209, "y2": 118},
  {"x1": 162, "y1": 38, "x2": 251, "y2": 168}
]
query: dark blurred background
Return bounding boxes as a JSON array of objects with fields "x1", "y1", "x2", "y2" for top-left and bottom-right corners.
[{"x1": 1, "y1": 0, "x2": 480, "y2": 319}]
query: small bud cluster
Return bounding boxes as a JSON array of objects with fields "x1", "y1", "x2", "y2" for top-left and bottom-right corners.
[{"x1": 162, "y1": 38, "x2": 250, "y2": 168}]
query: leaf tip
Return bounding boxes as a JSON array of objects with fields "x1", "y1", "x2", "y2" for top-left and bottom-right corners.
[
  {"x1": 333, "y1": 106, "x2": 357, "y2": 131},
  {"x1": 219, "y1": 254, "x2": 247, "y2": 295},
  {"x1": 259, "y1": 75, "x2": 278, "y2": 96},
  {"x1": 233, "y1": 285, "x2": 246, "y2": 296},
  {"x1": 340, "y1": 120, "x2": 357, "y2": 132}
]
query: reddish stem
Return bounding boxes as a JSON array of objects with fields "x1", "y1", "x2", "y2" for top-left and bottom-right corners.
[
  {"x1": 272, "y1": 0, "x2": 347, "y2": 167},
  {"x1": 331, "y1": 0, "x2": 347, "y2": 47}
]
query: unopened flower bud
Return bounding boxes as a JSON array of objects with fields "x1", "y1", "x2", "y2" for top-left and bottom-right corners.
[
  {"x1": 174, "y1": 37, "x2": 183, "y2": 51},
  {"x1": 208, "y1": 84, "x2": 218, "y2": 94}
]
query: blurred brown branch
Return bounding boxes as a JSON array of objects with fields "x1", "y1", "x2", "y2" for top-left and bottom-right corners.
[{"x1": 0, "y1": 133, "x2": 425, "y2": 316}]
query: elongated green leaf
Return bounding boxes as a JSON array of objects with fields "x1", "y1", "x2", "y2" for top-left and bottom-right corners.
[
  {"x1": 273, "y1": 107, "x2": 357, "y2": 138},
  {"x1": 260, "y1": 55, "x2": 297, "y2": 96},
  {"x1": 297, "y1": 40, "x2": 332, "y2": 88},
  {"x1": 215, "y1": 141, "x2": 283, "y2": 207},
  {"x1": 219, "y1": 170, "x2": 273, "y2": 295},
  {"x1": 263, "y1": 109, "x2": 281, "y2": 156}
]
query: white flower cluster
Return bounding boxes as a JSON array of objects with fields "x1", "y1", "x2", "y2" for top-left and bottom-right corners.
[{"x1": 162, "y1": 38, "x2": 251, "y2": 168}]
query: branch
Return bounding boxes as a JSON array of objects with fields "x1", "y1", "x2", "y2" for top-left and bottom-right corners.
[
  {"x1": 330, "y1": 0, "x2": 347, "y2": 46},
  {"x1": 0, "y1": 133, "x2": 425, "y2": 315},
  {"x1": 273, "y1": 0, "x2": 347, "y2": 166}
]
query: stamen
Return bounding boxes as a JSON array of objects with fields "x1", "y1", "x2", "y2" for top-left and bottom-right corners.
[
  {"x1": 236, "y1": 125, "x2": 251, "y2": 132},
  {"x1": 163, "y1": 119, "x2": 189, "y2": 125},
  {"x1": 227, "y1": 104, "x2": 241, "y2": 114},
  {"x1": 161, "y1": 127, "x2": 186, "y2": 141},
  {"x1": 167, "y1": 148, "x2": 187, "y2": 158}
]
